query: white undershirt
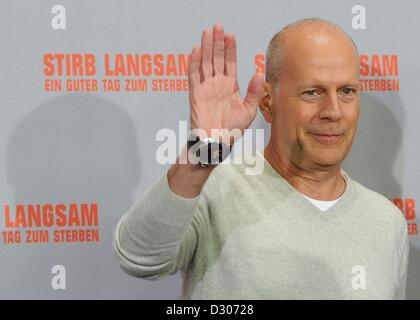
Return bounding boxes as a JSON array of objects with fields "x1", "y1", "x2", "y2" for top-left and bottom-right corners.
[
  {"x1": 301, "y1": 194, "x2": 341, "y2": 211},
  {"x1": 299, "y1": 172, "x2": 347, "y2": 211}
]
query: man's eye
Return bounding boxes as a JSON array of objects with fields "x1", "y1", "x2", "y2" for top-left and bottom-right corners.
[
  {"x1": 342, "y1": 88, "x2": 356, "y2": 95},
  {"x1": 301, "y1": 89, "x2": 322, "y2": 102},
  {"x1": 304, "y1": 90, "x2": 318, "y2": 96}
]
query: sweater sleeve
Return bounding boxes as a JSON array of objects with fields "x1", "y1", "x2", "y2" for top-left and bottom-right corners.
[
  {"x1": 395, "y1": 222, "x2": 409, "y2": 300},
  {"x1": 113, "y1": 171, "x2": 211, "y2": 280}
]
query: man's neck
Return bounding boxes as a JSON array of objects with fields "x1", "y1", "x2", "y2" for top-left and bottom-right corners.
[{"x1": 263, "y1": 144, "x2": 346, "y2": 201}]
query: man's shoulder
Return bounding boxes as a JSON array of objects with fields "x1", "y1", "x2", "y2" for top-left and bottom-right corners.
[
  {"x1": 349, "y1": 175, "x2": 406, "y2": 227},
  {"x1": 210, "y1": 152, "x2": 262, "y2": 181},
  {"x1": 201, "y1": 152, "x2": 263, "y2": 194}
]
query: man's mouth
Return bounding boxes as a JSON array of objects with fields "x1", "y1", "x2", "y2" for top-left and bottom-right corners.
[{"x1": 310, "y1": 132, "x2": 343, "y2": 144}]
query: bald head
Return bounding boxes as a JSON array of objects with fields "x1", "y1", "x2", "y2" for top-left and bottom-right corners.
[
  {"x1": 259, "y1": 18, "x2": 361, "y2": 175},
  {"x1": 266, "y1": 18, "x2": 359, "y2": 85}
]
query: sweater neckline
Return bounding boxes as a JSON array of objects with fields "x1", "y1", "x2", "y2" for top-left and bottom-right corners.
[{"x1": 255, "y1": 150, "x2": 357, "y2": 220}]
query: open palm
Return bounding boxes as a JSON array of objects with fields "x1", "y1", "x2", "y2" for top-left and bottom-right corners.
[{"x1": 188, "y1": 25, "x2": 264, "y2": 144}]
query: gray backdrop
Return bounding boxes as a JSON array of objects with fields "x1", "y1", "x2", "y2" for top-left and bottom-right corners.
[{"x1": 0, "y1": 0, "x2": 419, "y2": 299}]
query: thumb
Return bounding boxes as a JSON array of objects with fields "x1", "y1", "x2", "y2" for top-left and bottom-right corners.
[{"x1": 243, "y1": 71, "x2": 265, "y2": 114}]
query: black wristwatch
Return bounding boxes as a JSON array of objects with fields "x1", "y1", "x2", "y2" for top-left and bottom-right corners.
[{"x1": 187, "y1": 131, "x2": 232, "y2": 168}]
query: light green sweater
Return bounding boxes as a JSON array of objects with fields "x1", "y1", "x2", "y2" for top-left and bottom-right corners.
[{"x1": 113, "y1": 151, "x2": 409, "y2": 299}]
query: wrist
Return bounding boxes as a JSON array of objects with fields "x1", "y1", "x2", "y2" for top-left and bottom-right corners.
[{"x1": 187, "y1": 130, "x2": 232, "y2": 167}]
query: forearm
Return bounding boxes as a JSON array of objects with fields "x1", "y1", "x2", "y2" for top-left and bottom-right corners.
[{"x1": 113, "y1": 148, "x2": 211, "y2": 279}]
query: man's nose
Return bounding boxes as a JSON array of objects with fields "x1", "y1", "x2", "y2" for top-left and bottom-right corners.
[{"x1": 319, "y1": 91, "x2": 343, "y2": 121}]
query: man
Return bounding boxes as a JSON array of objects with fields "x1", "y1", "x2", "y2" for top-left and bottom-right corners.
[{"x1": 113, "y1": 19, "x2": 409, "y2": 299}]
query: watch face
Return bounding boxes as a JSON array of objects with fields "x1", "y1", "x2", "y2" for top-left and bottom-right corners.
[{"x1": 198, "y1": 142, "x2": 230, "y2": 165}]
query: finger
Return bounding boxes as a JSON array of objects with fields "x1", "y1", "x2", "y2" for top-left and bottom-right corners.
[
  {"x1": 188, "y1": 46, "x2": 201, "y2": 89},
  {"x1": 243, "y1": 72, "x2": 265, "y2": 113},
  {"x1": 224, "y1": 32, "x2": 237, "y2": 77},
  {"x1": 201, "y1": 28, "x2": 213, "y2": 79},
  {"x1": 212, "y1": 24, "x2": 225, "y2": 75}
]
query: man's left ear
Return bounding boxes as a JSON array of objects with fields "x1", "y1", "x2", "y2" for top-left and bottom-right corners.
[{"x1": 258, "y1": 82, "x2": 273, "y2": 124}]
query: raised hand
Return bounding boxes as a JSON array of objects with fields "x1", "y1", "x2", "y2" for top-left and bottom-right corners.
[{"x1": 188, "y1": 24, "x2": 265, "y2": 144}]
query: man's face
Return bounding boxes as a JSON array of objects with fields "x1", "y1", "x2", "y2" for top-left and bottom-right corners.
[{"x1": 269, "y1": 34, "x2": 360, "y2": 169}]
